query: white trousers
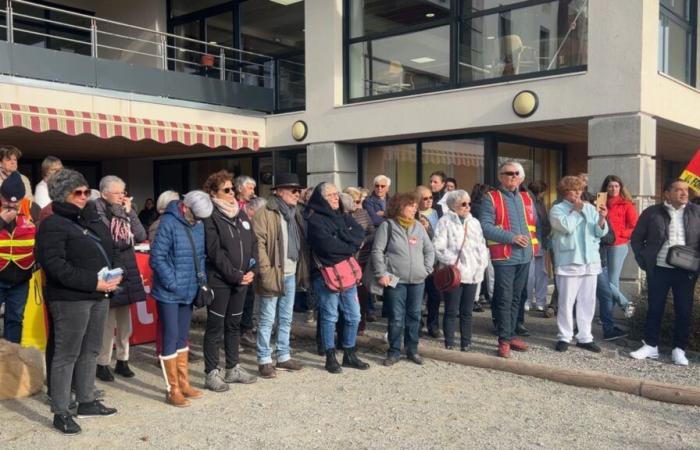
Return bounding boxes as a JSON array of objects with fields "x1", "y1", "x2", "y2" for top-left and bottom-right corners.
[
  {"x1": 97, "y1": 305, "x2": 132, "y2": 365},
  {"x1": 555, "y1": 274, "x2": 597, "y2": 344}
]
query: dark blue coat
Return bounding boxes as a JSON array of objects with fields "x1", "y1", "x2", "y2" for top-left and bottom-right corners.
[
  {"x1": 150, "y1": 201, "x2": 206, "y2": 304},
  {"x1": 362, "y1": 192, "x2": 388, "y2": 227}
]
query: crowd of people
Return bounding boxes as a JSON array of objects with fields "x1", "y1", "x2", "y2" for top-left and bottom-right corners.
[{"x1": 0, "y1": 144, "x2": 697, "y2": 436}]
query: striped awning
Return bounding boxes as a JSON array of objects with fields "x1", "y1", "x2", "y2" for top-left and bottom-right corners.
[{"x1": 0, "y1": 103, "x2": 260, "y2": 150}]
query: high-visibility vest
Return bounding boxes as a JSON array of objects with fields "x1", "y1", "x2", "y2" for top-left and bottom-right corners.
[
  {"x1": 0, "y1": 200, "x2": 36, "y2": 271},
  {"x1": 485, "y1": 189, "x2": 539, "y2": 260}
]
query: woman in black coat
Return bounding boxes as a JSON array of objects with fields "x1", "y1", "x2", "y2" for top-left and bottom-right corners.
[
  {"x1": 305, "y1": 182, "x2": 368, "y2": 374},
  {"x1": 36, "y1": 169, "x2": 122, "y2": 435},
  {"x1": 202, "y1": 170, "x2": 257, "y2": 392}
]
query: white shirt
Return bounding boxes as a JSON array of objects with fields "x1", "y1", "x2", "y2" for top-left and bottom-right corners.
[
  {"x1": 555, "y1": 262, "x2": 602, "y2": 277},
  {"x1": 657, "y1": 201, "x2": 686, "y2": 268},
  {"x1": 35, "y1": 180, "x2": 51, "y2": 208}
]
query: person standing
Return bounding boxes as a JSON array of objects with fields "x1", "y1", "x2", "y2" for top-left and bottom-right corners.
[
  {"x1": 251, "y1": 173, "x2": 309, "y2": 378},
  {"x1": 630, "y1": 179, "x2": 700, "y2": 366},
  {"x1": 0, "y1": 146, "x2": 33, "y2": 201},
  {"x1": 235, "y1": 175, "x2": 257, "y2": 211},
  {"x1": 34, "y1": 156, "x2": 63, "y2": 209},
  {"x1": 363, "y1": 175, "x2": 391, "y2": 227},
  {"x1": 235, "y1": 174, "x2": 258, "y2": 345},
  {"x1": 430, "y1": 171, "x2": 447, "y2": 217},
  {"x1": 138, "y1": 198, "x2": 158, "y2": 229},
  {"x1": 416, "y1": 185, "x2": 442, "y2": 337},
  {"x1": 525, "y1": 180, "x2": 551, "y2": 312}
]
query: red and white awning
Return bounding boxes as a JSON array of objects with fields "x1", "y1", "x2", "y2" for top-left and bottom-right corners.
[{"x1": 0, "y1": 103, "x2": 260, "y2": 150}]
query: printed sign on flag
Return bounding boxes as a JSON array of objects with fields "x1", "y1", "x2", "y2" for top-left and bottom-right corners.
[{"x1": 680, "y1": 149, "x2": 700, "y2": 194}]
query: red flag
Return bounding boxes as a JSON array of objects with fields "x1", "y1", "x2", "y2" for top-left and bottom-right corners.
[{"x1": 680, "y1": 148, "x2": 700, "y2": 193}]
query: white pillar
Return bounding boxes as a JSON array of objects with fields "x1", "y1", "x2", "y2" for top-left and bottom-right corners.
[{"x1": 306, "y1": 142, "x2": 357, "y2": 189}]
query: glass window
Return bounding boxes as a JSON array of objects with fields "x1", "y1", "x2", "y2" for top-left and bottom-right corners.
[
  {"x1": 349, "y1": 25, "x2": 450, "y2": 98},
  {"x1": 363, "y1": 144, "x2": 418, "y2": 194},
  {"x1": 349, "y1": 0, "x2": 451, "y2": 38},
  {"x1": 421, "y1": 139, "x2": 485, "y2": 190},
  {"x1": 462, "y1": 0, "x2": 532, "y2": 15},
  {"x1": 661, "y1": 0, "x2": 691, "y2": 19},
  {"x1": 459, "y1": 0, "x2": 588, "y2": 83},
  {"x1": 658, "y1": 1, "x2": 695, "y2": 85}
]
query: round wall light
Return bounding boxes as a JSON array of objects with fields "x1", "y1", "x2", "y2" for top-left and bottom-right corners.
[
  {"x1": 291, "y1": 120, "x2": 308, "y2": 141},
  {"x1": 512, "y1": 90, "x2": 538, "y2": 118}
]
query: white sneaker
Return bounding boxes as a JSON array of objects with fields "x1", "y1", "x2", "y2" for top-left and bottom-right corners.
[
  {"x1": 630, "y1": 343, "x2": 659, "y2": 360},
  {"x1": 535, "y1": 305, "x2": 545, "y2": 312},
  {"x1": 624, "y1": 302, "x2": 635, "y2": 319},
  {"x1": 524, "y1": 302, "x2": 531, "y2": 312},
  {"x1": 671, "y1": 348, "x2": 689, "y2": 366}
]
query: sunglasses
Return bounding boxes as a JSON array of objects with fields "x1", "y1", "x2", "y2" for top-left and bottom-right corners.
[
  {"x1": 422, "y1": 197, "x2": 432, "y2": 201},
  {"x1": 500, "y1": 171, "x2": 520, "y2": 177},
  {"x1": 375, "y1": 184, "x2": 387, "y2": 188},
  {"x1": 291, "y1": 188, "x2": 301, "y2": 195},
  {"x1": 461, "y1": 202, "x2": 471, "y2": 207},
  {"x1": 72, "y1": 189, "x2": 90, "y2": 197},
  {"x1": 220, "y1": 187, "x2": 233, "y2": 194}
]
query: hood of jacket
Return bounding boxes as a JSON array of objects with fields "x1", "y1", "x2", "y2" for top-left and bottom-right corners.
[
  {"x1": 162, "y1": 199, "x2": 194, "y2": 228},
  {"x1": 305, "y1": 183, "x2": 345, "y2": 219}
]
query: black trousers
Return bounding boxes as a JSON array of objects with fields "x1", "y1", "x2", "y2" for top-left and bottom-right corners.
[
  {"x1": 644, "y1": 266, "x2": 697, "y2": 350},
  {"x1": 443, "y1": 283, "x2": 478, "y2": 348},
  {"x1": 203, "y1": 284, "x2": 248, "y2": 373},
  {"x1": 240, "y1": 285, "x2": 256, "y2": 333}
]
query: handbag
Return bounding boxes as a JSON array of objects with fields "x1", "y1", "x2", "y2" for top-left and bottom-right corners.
[
  {"x1": 433, "y1": 222, "x2": 468, "y2": 293},
  {"x1": 20, "y1": 270, "x2": 48, "y2": 351},
  {"x1": 182, "y1": 225, "x2": 215, "y2": 308},
  {"x1": 314, "y1": 254, "x2": 363, "y2": 293},
  {"x1": 666, "y1": 245, "x2": 700, "y2": 273}
]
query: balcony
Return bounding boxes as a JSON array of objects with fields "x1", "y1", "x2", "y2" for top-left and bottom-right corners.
[{"x1": 0, "y1": 0, "x2": 277, "y2": 112}]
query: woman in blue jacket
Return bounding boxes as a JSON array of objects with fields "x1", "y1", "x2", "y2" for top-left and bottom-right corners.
[{"x1": 150, "y1": 190, "x2": 212, "y2": 407}]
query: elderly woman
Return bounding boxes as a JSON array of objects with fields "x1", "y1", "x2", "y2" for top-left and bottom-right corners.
[
  {"x1": 433, "y1": 190, "x2": 490, "y2": 351},
  {"x1": 202, "y1": 171, "x2": 257, "y2": 392},
  {"x1": 95, "y1": 175, "x2": 147, "y2": 382},
  {"x1": 549, "y1": 176, "x2": 608, "y2": 353},
  {"x1": 371, "y1": 192, "x2": 435, "y2": 366},
  {"x1": 305, "y1": 182, "x2": 367, "y2": 373},
  {"x1": 416, "y1": 185, "x2": 438, "y2": 232},
  {"x1": 148, "y1": 190, "x2": 179, "y2": 241},
  {"x1": 150, "y1": 190, "x2": 212, "y2": 407},
  {"x1": 36, "y1": 169, "x2": 122, "y2": 435},
  {"x1": 363, "y1": 174, "x2": 391, "y2": 227}
]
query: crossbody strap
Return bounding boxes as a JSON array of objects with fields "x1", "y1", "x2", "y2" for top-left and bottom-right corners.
[
  {"x1": 182, "y1": 223, "x2": 205, "y2": 285},
  {"x1": 453, "y1": 221, "x2": 468, "y2": 266},
  {"x1": 69, "y1": 222, "x2": 111, "y2": 268},
  {"x1": 384, "y1": 220, "x2": 393, "y2": 253}
]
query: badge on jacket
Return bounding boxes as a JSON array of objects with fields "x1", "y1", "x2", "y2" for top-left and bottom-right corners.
[
  {"x1": 409, "y1": 236, "x2": 418, "y2": 245},
  {"x1": 242, "y1": 221, "x2": 250, "y2": 230}
]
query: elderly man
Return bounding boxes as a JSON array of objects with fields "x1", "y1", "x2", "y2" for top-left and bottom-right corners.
[
  {"x1": 0, "y1": 146, "x2": 33, "y2": 201},
  {"x1": 235, "y1": 175, "x2": 257, "y2": 211},
  {"x1": 95, "y1": 175, "x2": 147, "y2": 381},
  {"x1": 480, "y1": 161, "x2": 539, "y2": 358},
  {"x1": 251, "y1": 173, "x2": 309, "y2": 378},
  {"x1": 34, "y1": 156, "x2": 63, "y2": 209},
  {"x1": 363, "y1": 174, "x2": 391, "y2": 227}
]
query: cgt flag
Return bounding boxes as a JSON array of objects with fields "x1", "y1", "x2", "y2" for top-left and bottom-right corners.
[{"x1": 680, "y1": 148, "x2": 700, "y2": 194}]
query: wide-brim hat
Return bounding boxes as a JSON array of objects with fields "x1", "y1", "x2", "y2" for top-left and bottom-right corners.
[{"x1": 272, "y1": 173, "x2": 303, "y2": 190}]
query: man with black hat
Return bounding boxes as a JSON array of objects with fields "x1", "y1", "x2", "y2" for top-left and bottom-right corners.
[
  {"x1": 251, "y1": 173, "x2": 310, "y2": 378},
  {"x1": 0, "y1": 171, "x2": 39, "y2": 342}
]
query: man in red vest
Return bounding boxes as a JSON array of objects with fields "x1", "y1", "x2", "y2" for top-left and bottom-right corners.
[
  {"x1": 480, "y1": 162, "x2": 539, "y2": 358},
  {"x1": 0, "y1": 171, "x2": 39, "y2": 342}
]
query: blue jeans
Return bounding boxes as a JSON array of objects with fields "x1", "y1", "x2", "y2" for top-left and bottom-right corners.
[
  {"x1": 314, "y1": 277, "x2": 360, "y2": 351},
  {"x1": 597, "y1": 268, "x2": 616, "y2": 335},
  {"x1": 384, "y1": 282, "x2": 424, "y2": 358},
  {"x1": 606, "y1": 245, "x2": 630, "y2": 308},
  {"x1": 493, "y1": 263, "x2": 530, "y2": 341},
  {"x1": 0, "y1": 280, "x2": 29, "y2": 343},
  {"x1": 257, "y1": 274, "x2": 295, "y2": 364},
  {"x1": 156, "y1": 301, "x2": 192, "y2": 357},
  {"x1": 527, "y1": 255, "x2": 548, "y2": 307}
]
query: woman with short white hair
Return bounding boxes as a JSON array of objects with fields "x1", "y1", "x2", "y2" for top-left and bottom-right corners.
[
  {"x1": 432, "y1": 190, "x2": 489, "y2": 351},
  {"x1": 363, "y1": 174, "x2": 391, "y2": 226}
]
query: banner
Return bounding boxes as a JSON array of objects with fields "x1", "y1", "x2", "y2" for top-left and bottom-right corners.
[
  {"x1": 130, "y1": 252, "x2": 158, "y2": 345},
  {"x1": 680, "y1": 148, "x2": 700, "y2": 193}
]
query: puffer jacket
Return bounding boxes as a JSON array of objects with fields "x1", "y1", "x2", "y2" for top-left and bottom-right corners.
[
  {"x1": 150, "y1": 200, "x2": 205, "y2": 304},
  {"x1": 606, "y1": 195, "x2": 638, "y2": 246},
  {"x1": 371, "y1": 218, "x2": 435, "y2": 284},
  {"x1": 203, "y1": 204, "x2": 256, "y2": 289},
  {"x1": 433, "y1": 211, "x2": 489, "y2": 284}
]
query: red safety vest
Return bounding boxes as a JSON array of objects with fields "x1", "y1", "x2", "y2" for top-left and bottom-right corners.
[
  {"x1": 0, "y1": 199, "x2": 36, "y2": 271},
  {"x1": 485, "y1": 189, "x2": 539, "y2": 260}
]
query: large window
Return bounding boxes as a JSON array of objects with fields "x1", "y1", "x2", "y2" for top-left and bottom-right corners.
[
  {"x1": 421, "y1": 139, "x2": 485, "y2": 190},
  {"x1": 497, "y1": 139, "x2": 563, "y2": 205},
  {"x1": 363, "y1": 143, "x2": 418, "y2": 194},
  {"x1": 658, "y1": 0, "x2": 697, "y2": 86},
  {"x1": 346, "y1": 0, "x2": 589, "y2": 101}
]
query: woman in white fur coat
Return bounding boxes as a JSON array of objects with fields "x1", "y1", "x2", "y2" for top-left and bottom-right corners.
[{"x1": 433, "y1": 190, "x2": 490, "y2": 351}]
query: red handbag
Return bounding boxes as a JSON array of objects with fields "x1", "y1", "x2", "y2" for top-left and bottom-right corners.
[
  {"x1": 314, "y1": 255, "x2": 363, "y2": 293},
  {"x1": 433, "y1": 224, "x2": 468, "y2": 293}
]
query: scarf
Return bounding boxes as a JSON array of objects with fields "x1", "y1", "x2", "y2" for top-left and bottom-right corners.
[
  {"x1": 420, "y1": 208, "x2": 434, "y2": 218},
  {"x1": 102, "y1": 202, "x2": 134, "y2": 249},
  {"x1": 397, "y1": 215, "x2": 415, "y2": 230},
  {"x1": 211, "y1": 197, "x2": 239, "y2": 219},
  {"x1": 275, "y1": 196, "x2": 300, "y2": 262}
]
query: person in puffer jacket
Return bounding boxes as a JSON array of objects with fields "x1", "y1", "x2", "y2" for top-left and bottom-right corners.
[
  {"x1": 433, "y1": 190, "x2": 489, "y2": 351},
  {"x1": 150, "y1": 191, "x2": 212, "y2": 408}
]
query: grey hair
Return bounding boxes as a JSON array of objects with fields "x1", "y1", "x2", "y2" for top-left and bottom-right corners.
[
  {"x1": 445, "y1": 189, "x2": 470, "y2": 211},
  {"x1": 245, "y1": 196, "x2": 267, "y2": 213},
  {"x1": 320, "y1": 182, "x2": 338, "y2": 199},
  {"x1": 499, "y1": 161, "x2": 526, "y2": 182},
  {"x1": 340, "y1": 192, "x2": 354, "y2": 211},
  {"x1": 99, "y1": 175, "x2": 125, "y2": 193},
  {"x1": 156, "y1": 190, "x2": 179, "y2": 214},
  {"x1": 373, "y1": 174, "x2": 391, "y2": 187},
  {"x1": 234, "y1": 175, "x2": 256, "y2": 191},
  {"x1": 40, "y1": 156, "x2": 62, "y2": 178},
  {"x1": 48, "y1": 168, "x2": 88, "y2": 202}
]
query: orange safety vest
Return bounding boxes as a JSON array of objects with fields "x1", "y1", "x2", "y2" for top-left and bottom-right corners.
[
  {"x1": 485, "y1": 189, "x2": 539, "y2": 260},
  {"x1": 0, "y1": 199, "x2": 36, "y2": 271}
]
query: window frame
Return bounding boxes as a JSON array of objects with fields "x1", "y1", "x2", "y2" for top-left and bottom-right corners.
[{"x1": 658, "y1": 0, "x2": 698, "y2": 86}]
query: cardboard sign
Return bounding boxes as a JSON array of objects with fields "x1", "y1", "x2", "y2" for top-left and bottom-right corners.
[
  {"x1": 129, "y1": 252, "x2": 158, "y2": 345},
  {"x1": 680, "y1": 148, "x2": 700, "y2": 194}
]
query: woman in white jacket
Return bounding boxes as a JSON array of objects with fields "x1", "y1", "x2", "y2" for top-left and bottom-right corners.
[{"x1": 433, "y1": 190, "x2": 490, "y2": 351}]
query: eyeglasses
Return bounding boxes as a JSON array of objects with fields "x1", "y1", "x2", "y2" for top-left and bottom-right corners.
[
  {"x1": 461, "y1": 202, "x2": 471, "y2": 207},
  {"x1": 72, "y1": 189, "x2": 90, "y2": 197},
  {"x1": 355, "y1": 200, "x2": 362, "y2": 204},
  {"x1": 219, "y1": 187, "x2": 233, "y2": 194},
  {"x1": 422, "y1": 197, "x2": 432, "y2": 201},
  {"x1": 500, "y1": 171, "x2": 520, "y2": 177},
  {"x1": 375, "y1": 184, "x2": 387, "y2": 189},
  {"x1": 291, "y1": 189, "x2": 301, "y2": 195}
]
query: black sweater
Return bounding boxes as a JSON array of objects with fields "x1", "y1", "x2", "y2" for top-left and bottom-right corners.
[{"x1": 203, "y1": 206, "x2": 256, "y2": 288}]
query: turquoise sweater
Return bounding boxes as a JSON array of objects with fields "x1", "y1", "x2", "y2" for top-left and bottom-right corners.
[{"x1": 549, "y1": 200, "x2": 607, "y2": 267}]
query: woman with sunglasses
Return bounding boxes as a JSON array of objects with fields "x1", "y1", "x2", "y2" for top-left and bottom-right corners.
[
  {"x1": 433, "y1": 190, "x2": 490, "y2": 351},
  {"x1": 36, "y1": 169, "x2": 122, "y2": 435}
]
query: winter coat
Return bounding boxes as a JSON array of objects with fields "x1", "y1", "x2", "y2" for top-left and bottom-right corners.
[
  {"x1": 352, "y1": 208, "x2": 375, "y2": 267},
  {"x1": 534, "y1": 196, "x2": 551, "y2": 253},
  {"x1": 606, "y1": 195, "x2": 638, "y2": 246},
  {"x1": 432, "y1": 211, "x2": 490, "y2": 284},
  {"x1": 549, "y1": 200, "x2": 607, "y2": 268},
  {"x1": 599, "y1": 219, "x2": 616, "y2": 267},
  {"x1": 95, "y1": 198, "x2": 147, "y2": 308},
  {"x1": 36, "y1": 201, "x2": 116, "y2": 302},
  {"x1": 363, "y1": 192, "x2": 388, "y2": 227},
  {"x1": 251, "y1": 196, "x2": 310, "y2": 297},
  {"x1": 371, "y1": 218, "x2": 435, "y2": 285},
  {"x1": 203, "y1": 206, "x2": 256, "y2": 289},
  {"x1": 149, "y1": 200, "x2": 206, "y2": 305},
  {"x1": 304, "y1": 187, "x2": 364, "y2": 271}
]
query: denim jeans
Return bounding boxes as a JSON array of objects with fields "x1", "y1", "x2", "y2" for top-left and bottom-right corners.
[
  {"x1": 526, "y1": 255, "x2": 548, "y2": 307},
  {"x1": 425, "y1": 276, "x2": 442, "y2": 333},
  {"x1": 597, "y1": 268, "x2": 616, "y2": 335},
  {"x1": 443, "y1": 283, "x2": 478, "y2": 348},
  {"x1": 606, "y1": 245, "x2": 630, "y2": 308},
  {"x1": 0, "y1": 280, "x2": 29, "y2": 343},
  {"x1": 314, "y1": 276, "x2": 360, "y2": 351},
  {"x1": 157, "y1": 301, "x2": 192, "y2": 357},
  {"x1": 493, "y1": 262, "x2": 530, "y2": 341},
  {"x1": 257, "y1": 274, "x2": 295, "y2": 364},
  {"x1": 384, "y1": 282, "x2": 425, "y2": 358},
  {"x1": 644, "y1": 266, "x2": 697, "y2": 349}
]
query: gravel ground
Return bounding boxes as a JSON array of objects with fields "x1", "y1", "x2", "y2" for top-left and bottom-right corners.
[{"x1": 2, "y1": 317, "x2": 700, "y2": 449}]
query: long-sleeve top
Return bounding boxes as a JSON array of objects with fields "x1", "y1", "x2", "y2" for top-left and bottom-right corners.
[{"x1": 549, "y1": 200, "x2": 607, "y2": 268}]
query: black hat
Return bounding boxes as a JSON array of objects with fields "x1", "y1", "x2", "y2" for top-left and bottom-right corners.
[
  {"x1": 272, "y1": 173, "x2": 302, "y2": 190},
  {"x1": 1, "y1": 172, "x2": 25, "y2": 202}
]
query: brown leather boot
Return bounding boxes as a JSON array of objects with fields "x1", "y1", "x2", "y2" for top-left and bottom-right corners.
[
  {"x1": 176, "y1": 348, "x2": 203, "y2": 399},
  {"x1": 159, "y1": 355, "x2": 190, "y2": 408}
]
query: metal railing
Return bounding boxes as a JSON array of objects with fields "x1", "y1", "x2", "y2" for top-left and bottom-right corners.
[{"x1": 0, "y1": 0, "x2": 276, "y2": 86}]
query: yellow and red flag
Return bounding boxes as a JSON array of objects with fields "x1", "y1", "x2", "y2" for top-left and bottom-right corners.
[{"x1": 680, "y1": 149, "x2": 700, "y2": 193}]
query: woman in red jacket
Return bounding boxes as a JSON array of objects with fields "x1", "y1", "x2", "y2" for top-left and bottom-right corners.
[{"x1": 601, "y1": 175, "x2": 638, "y2": 317}]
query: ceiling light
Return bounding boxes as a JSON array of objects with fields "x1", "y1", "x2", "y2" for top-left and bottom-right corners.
[
  {"x1": 269, "y1": 0, "x2": 303, "y2": 5},
  {"x1": 410, "y1": 57, "x2": 436, "y2": 64},
  {"x1": 425, "y1": 13, "x2": 435, "y2": 18}
]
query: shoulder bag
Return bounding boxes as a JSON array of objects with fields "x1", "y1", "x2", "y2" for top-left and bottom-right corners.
[
  {"x1": 433, "y1": 222, "x2": 468, "y2": 293},
  {"x1": 666, "y1": 245, "x2": 700, "y2": 273},
  {"x1": 313, "y1": 253, "x2": 363, "y2": 293},
  {"x1": 182, "y1": 224, "x2": 215, "y2": 308}
]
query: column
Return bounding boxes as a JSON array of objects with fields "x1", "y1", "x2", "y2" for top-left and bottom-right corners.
[{"x1": 306, "y1": 142, "x2": 358, "y2": 189}]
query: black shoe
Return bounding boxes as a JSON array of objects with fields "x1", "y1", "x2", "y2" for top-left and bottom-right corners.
[
  {"x1": 576, "y1": 342, "x2": 601, "y2": 353},
  {"x1": 96, "y1": 365, "x2": 114, "y2": 382},
  {"x1": 407, "y1": 353, "x2": 424, "y2": 365},
  {"x1": 114, "y1": 360, "x2": 135, "y2": 378},
  {"x1": 555, "y1": 341, "x2": 569, "y2": 352},
  {"x1": 428, "y1": 329, "x2": 441, "y2": 338},
  {"x1": 240, "y1": 331, "x2": 256, "y2": 348},
  {"x1": 383, "y1": 355, "x2": 400, "y2": 367},
  {"x1": 342, "y1": 347, "x2": 370, "y2": 370},
  {"x1": 445, "y1": 345, "x2": 455, "y2": 350},
  {"x1": 473, "y1": 304, "x2": 484, "y2": 313},
  {"x1": 324, "y1": 349, "x2": 342, "y2": 374},
  {"x1": 603, "y1": 328, "x2": 628, "y2": 341},
  {"x1": 460, "y1": 345, "x2": 470, "y2": 352},
  {"x1": 76, "y1": 400, "x2": 117, "y2": 418},
  {"x1": 53, "y1": 413, "x2": 81, "y2": 435},
  {"x1": 515, "y1": 324, "x2": 530, "y2": 337}
]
